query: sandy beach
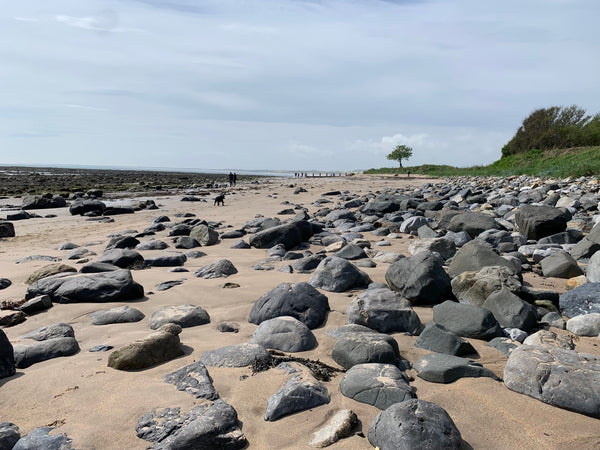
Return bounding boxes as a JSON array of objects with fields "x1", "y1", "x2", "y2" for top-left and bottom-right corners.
[{"x1": 1, "y1": 173, "x2": 599, "y2": 449}]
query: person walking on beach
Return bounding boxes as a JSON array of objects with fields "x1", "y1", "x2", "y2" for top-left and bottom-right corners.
[
  {"x1": 407, "y1": 168, "x2": 411, "y2": 178},
  {"x1": 233, "y1": 172, "x2": 237, "y2": 186},
  {"x1": 228, "y1": 172, "x2": 234, "y2": 187}
]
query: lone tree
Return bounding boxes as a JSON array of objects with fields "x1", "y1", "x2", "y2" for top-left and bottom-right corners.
[{"x1": 387, "y1": 144, "x2": 413, "y2": 168}]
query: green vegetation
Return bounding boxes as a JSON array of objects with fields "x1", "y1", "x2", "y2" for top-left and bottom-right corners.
[
  {"x1": 365, "y1": 146, "x2": 600, "y2": 178},
  {"x1": 386, "y1": 144, "x2": 413, "y2": 168}
]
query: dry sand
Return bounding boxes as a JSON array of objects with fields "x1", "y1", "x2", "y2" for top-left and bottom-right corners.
[{"x1": 1, "y1": 174, "x2": 599, "y2": 449}]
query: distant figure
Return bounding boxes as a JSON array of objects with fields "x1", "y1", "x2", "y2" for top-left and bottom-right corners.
[
  {"x1": 228, "y1": 172, "x2": 234, "y2": 187},
  {"x1": 407, "y1": 168, "x2": 411, "y2": 178},
  {"x1": 214, "y1": 193, "x2": 225, "y2": 206},
  {"x1": 233, "y1": 172, "x2": 237, "y2": 186}
]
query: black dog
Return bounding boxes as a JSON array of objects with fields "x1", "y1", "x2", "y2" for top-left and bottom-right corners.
[{"x1": 214, "y1": 193, "x2": 225, "y2": 206}]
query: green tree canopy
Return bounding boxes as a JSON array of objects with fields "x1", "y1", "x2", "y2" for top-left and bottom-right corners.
[{"x1": 386, "y1": 144, "x2": 413, "y2": 168}]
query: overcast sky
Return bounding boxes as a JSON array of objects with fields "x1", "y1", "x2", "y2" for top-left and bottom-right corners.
[{"x1": 2, "y1": 0, "x2": 599, "y2": 172}]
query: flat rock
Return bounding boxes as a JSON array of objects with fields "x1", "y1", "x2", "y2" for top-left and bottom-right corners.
[
  {"x1": 13, "y1": 337, "x2": 80, "y2": 369},
  {"x1": 339, "y1": 363, "x2": 415, "y2": 409},
  {"x1": 201, "y1": 343, "x2": 271, "y2": 368},
  {"x1": 250, "y1": 316, "x2": 317, "y2": 352},
  {"x1": 12, "y1": 427, "x2": 73, "y2": 450},
  {"x1": 264, "y1": 373, "x2": 330, "y2": 421},
  {"x1": 194, "y1": 259, "x2": 238, "y2": 279},
  {"x1": 308, "y1": 409, "x2": 357, "y2": 448},
  {"x1": 144, "y1": 253, "x2": 187, "y2": 267},
  {"x1": 25, "y1": 264, "x2": 78, "y2": 285},
  {"x1": 414, "y1": 353, "x2": 500, "y2": 383},
  {"x1": 332, "y1": 332, "x2": 400, "y2": 370},
  {"x1": 150, "y1": 304, "x2": 210, "y2": 330},
  {"x1": 414, "y1": 322, "x2": 476, "y2": 356},
  {"x1": 164, "y1": 361, "x2": 218, "y2": 400},
  {"x1": 249, "y1": 220, "x2": 316, "y2": 249},
  {"x1": 368, "y1": 399, "x2": 462, "y2": 450},
  {"x1": 22, "y1": 323, "x2": 74, "y2": 341},
  {"x1": 90, "y1": 306, "x2": 145, "y2": 325}
]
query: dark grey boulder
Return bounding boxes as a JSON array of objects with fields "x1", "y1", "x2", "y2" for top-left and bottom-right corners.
[
  {"x1": 157, "y1": 280, "x2": 184, "y2": 291},
  {"x1": 0, "y1": 330, "x2": 15, "y2": 379},
  {"x1": 325, "y1": 209, "x2": 356, "y2": 222},
  {"x1": 0, "y1": 422, "x2": 20, "y2": 449},
  {"x1": 175, "y1": 236, "x2": 200, "y2": 249},
  {"x1": 451, "y1": 266, "x2": 521, "y2": 307},
  {"x1": 486, "y1": 337, "x2": 518, "y2": 357},
  {"x1": 90, "y1": 306, "x2": 145, "y2": 325},
  {"x1": 200, "y1": 343, "x2": 271, "y2": 368},
  {"x1": 144, "y1": 253, "x2": 187, "y2": 267},
  {"x1": 194, "y1": 259, "x2": 238, "y2": 279},
  {"x1": 515, "y1": 205, "x2": 571, "y2": 240},
  {"x1": 334, "y1": 243, "x2": 367, "y2": 260},
  {"x1": 448, "y1": 212, "x2": 501, "y2": 238},
  {"x1": 108, "y1": 323, "x2": 184, "y2": 370},
  {"x1": 13, "y1": 427, "x2": 73, "y2": 450},
  {"x1": 571, "y1": 237, "x2": 600, "y2": 260},
  {"x1": 21, "y1": 195, "x2": 66, "y2": 210},
  {"x1": 447, "y1": 240, "x2": 515, "y2": 278},
  {"x1": 559, "y1": 282, "x2": 600, "y2": 318},
  {"x1": 368, "y1": 399, "x2": 462, "y2": 450},
  {"x1": 21, "y1": 323, "x2": 74, "y2": 341},
  {"x1": 0, "y1": 311, "x2": 25, "y2": 327},
  {"x1": 97, "y1": 248, "x2": 144, "y2": 268},
  {"x1": 332, "y1": 332, "x2": 400, "y2": 369},
  {"x1": 399, "y1": 216, "x2": 431, "y2": 234},
  {"x1": 308, "y1": 256, "x2": 371, "y2": 293},
  {"x1": 264, "y1": 373, "x2": 330, "y2": 421},
  {"x1": 13, "y1": 337, "x2": 80, "y2": 369},
  {"x1": 65, "y1": 247, "x2": 96, "y2": 260},
  {"x1": 248, "y1": 220, "x2": 316, "y2": 249},
  {"x1": 230, "y1": 239, "x2": 251, "y2": 249},
  {"x1": 433, "y1": 300, "x2": 503, "y2": 340},
  {"x1": 325, "y1": 324, "x2": 378, "y2": 339},
  {"x1": 504, "y1": 345, "x2": 600, "y2": 418},
  {"x1": 164, "y1": 361, "x2": 218, "y2": 400},
  {"x1": 482, "y1": 288, "x2": 538, "y2": 331},
  {"x1": 359, "y1": 200, "x2": 400, "y2": 215},
  {"x1": 249, "y1": 282, "x2": 329, "y2": 329},
  {"x1": 0, "y1": 278, "x2": 11, "y2": 290},
  {"x1": 135, "y1": 239, "x2": 169, "y2": 250},
  {"x1": 566, "y1": 313, "x2": 600, "y2": 336},
  {"x1": 136, "y1": 400, "x2": 247, "y2": 449},
  {"x1": 414, "y1": 353, "x2": 500, "y2": 383},
  {"x1": 79, "y1": 262, "x2": 121, "y2": 273},
  {"x1": 150, "y1": 304, "x2": 210, "y2": 330},
  {"x1": 250, "y1": 316, "x2": 317, "y2": 352},
  {"x1": 69, "y1": 199, "x2": 106, "y2": 216},
  {"x1": 346, "y1": 288, "x2": 423, "y2": 335},
  {"x1": 414, "y1": 322, "x2": 476, "y2": 356},
  {"x1": 291, "y1": 254, "x2": 324, "y2": 271},
  {"x1": 190, "y1": 224, "x2": 220, "y2": 246},
  {"x1": 105, "y1": 235, "x2": 140, "y2": 250},
  {"x1": 0, "y1": 221, "x2": 15, "y2": 237},
  {"x1": 538, "y1": 229, "x2": 584, "y2": 245},
  {"x1": 26, "y1": 269, "x2": 144, "y2": 303},
  {"x1": 340, "y1": 363, "x2": 416, "y2": 410},
  {"x1": 540, "y1": 252, "x2": 584, "y2": 278},
  {"x1": 19, "y1": 294, "x2": 53, "y2": 314},
  {"x1": 385, "y1": 252, "x2": 452, "y2": 306}
]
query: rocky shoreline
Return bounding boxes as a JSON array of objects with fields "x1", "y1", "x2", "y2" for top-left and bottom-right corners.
[{"x1": 1, "y1": 173, "x2": 599, "y2": 449}]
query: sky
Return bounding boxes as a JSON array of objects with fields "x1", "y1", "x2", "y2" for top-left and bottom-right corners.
[{"x1": 2, "y1": 0, "x2": 599, "y2": 172}]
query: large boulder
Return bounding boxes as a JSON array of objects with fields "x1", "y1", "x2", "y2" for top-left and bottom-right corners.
[
  {"x1": 194, "y1": 259, "x2": 238, "y2": 279},
  {"x1": 12, "y1": 427, "x2": 73, "y2": 450},
  {"x1": 559, "y1": 282, "x2": 600, "y2": 318},
  {"x1": 447, "y1": 240, "x2": 515, "y2": 278},
  {"x1": 69, "y1": 199, "x2": 106, "y2": 216},
  {"x1": 308, "y1": 256, "x2": 371, "y2": 293},
  {"x1": 408, "y1": 237, "x2": 456, "y2": 260},
  {"x1": 22, "y1": 195, "x2": 66, "y2": 210},
  {"x1": 97, "y1": 248, "x2": 144, "y2": 268},
  {"x1": 385, "y1": 252, "x2": 452, "y2": 306},
  {"x1": 482, "y1": 288, "x2": 538, "y2": 331},
  {"x1": 248, "y1": 282, "x2": 329, "y2": 329},
  {"x1": 0, "y1": 222, "x2": 15, "y2": 238},
  {"x1": 339, "y1": 363, "x2": 416, "y2": 410},
  {"x1": 368, "y1": 399, "x2": 462, "y2": 450},
  {"x1": 108, "y1": 324, "x2": 184, "y2": 370},
  {"x1": 105, "y1": 235, "x2": 140, "y2": 250},
  {"x1": 540, "y1": 252, "x2": 584, "y2": 278},
  {"x1": 504, "y1": 345, "x2": 600, "y2": 418},
  {"x1": 515, "y1": 205, "x2": 571, "y2": 240},
  {"x1": 144, "y1": 253, "x2": 187, "y2": 267},
  {"x1": 264, "y1": 372, "x2": 330, "y2": 421},
  {"x1": 0, "y1": 330, "x2": 15, "y2": 379},
  {"x1": 414, "y1": 322, "x2": 475, "y2": 356},
  {"x1": 448, "y1": 212, "x2": 501, "y2": 238},
  {"x1": 433, "y1": 300, "x2": 503, "y2": 340},
  {"x1": 451, "y1": 265, "x2": 521, "y2": 306},
  {"x1": 164, "y1": 361, "x2": 218, "y2": 400},
  {"x1": 190, "y1": 224, "x2": 220, "y2": 246},
  {"x1": 346, "y1": 288, "x2": 423, "y2": 335},
  {"x1": 332, "y1": 332, "x2": 400, "y2": 369},
  {"x1": 26, "y1": 269, "x2": 144, "y2": 303},
  {"x1": 250, "y1": 316, "x2": 317, "y2": 352},
  {"x1": 150, "y1": 305, "x2": 210, "y2": 330},
  {"x1": 249, "y1": 220, "x2": 316, "y2": 249}
]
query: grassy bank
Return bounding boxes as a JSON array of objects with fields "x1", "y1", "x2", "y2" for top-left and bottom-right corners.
[{"x1": 365, "y1": 146, "x2": 600, "y2": 178}]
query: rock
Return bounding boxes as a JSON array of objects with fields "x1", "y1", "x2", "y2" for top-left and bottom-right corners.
[
  {"x1": 13, "y1": 337, "x2": 80, "y2": 369},
  {"x1": 308, "y1": 409, "x2": 357, "y2": 448},
  {"x1": 164, "y1": 361, "x2": 218, "y2": 400},
  {"x1": 230, "y1": 239, "x2": 251, "y2": 249},
  {"x1": 194, "y1": 259, "x2": 238, "y2": 279},
  {"x1": 433, "y1": 300, "x2": 503, "y2": 340},
  {"x1": 538, "y1": 229, "x2": 584, "y2": 245},
  {"x1": 65, "y1": 247, "x2": 96, "y2": 260},
  {"x1": 12, "y1": 427, "x2": 73, "y2": 450},
  {"x1": 78, "y1": 262, "x2": 121, "y2": 273},
  {"x1": 200, "y1": 343, "x2": 272, "y2": 368},
  {"x1": 264, "y1": 373, "x2": 330, "y2": 421},
  {"x1": 540, "y1": 312, "x2": 566, "y2": 329},
  {"x1": 414, "y1": 322, "x2": 476, "y2": 356},
  {"x1": 21, "y1": 323, "x2": 74, "y2": 340},
  {"x1": 0, "y1": 310, "x2": 26, "y2": 327},
  {"x1": 25, "y1": 263, "x2": 78, "y2": 284},
  {"x1": 150, "y1": 305, "x2": 210, "y2": 330},
  {"x1": 308, "y1": 256, "x2": 371, "y2": 293},
  {"x1": 249, "y1": 282, "x2": 329, "y2": 329},
  {"x1": 69, "y1": 199, "x2": 106, "y2": 216},
  {"x1": 0, "y1": 278, "x2": 11, "y2": 290},
  {"x1": 19, "y1": 294, "x2": 53, "y2": 314},
  {"x1": 399, "y1": 216, "x2": 431, "y2": 234},
  {"x1": 559, "y1": 282, "x2": 600, "y2": 318},
  {"x1": 218, "y1": 322, "x2": 239, "y2": 333},
  {"x1": 190, "y1": 224, "x2": 220, "y2": 246},
  {"x1": 0, "y1": 422, "x2": 20, "y2": 449},
  {"x1": 482, "y1": 288, "x2": 538, "y2": 331},
  {"x1": 448, "y1": 212, "x2": 500, "y2": 238},
  {"x1": 90, "y1": 345, "x2": 113, "y2": 352},
  {"x1": 0, "y1": 330, "x2": 16, "y2": 379},
  {"x1": 105, "y1": 235, "x2": 140, "y2": 250},
  {"x1": 451, "y1": 265, "x2": 521, "y2": 307},
  {"x1": 385, "y1": 252, "x2": 452, "y2": 306},
  {"x1": 339, "y1": 363, "x2": 415, "y2": 409},
  {"x1": 587, "y1": 250, "x2": 600, "y2": 282},
  {"x1": 414, "y1": 353, "x2": 500, "y2": 383},
  {"x1": 408, "y1": 237, "x2": 456, "y2": 260},
  {"x1": 157, "y1": 280, "x2": 184, "y2": 291},
  {"x1": 325, "y1": 324, "x2": 378, "y2": 339},
  {"x1": 346, "y1": 288, "x2": 423, "y2": 335},
  {"x1": 135, "y1": 239, "x2": 169, "y2": 250},
  {"x1": 144, "y1": 253, "x2": 187, "y2": 267},
  {"x1": 515, "y1": 205, "x2": 571, "y2": 240},
  {"x1": 97, "y1": 248, "x2": 144, "y2": 268},
  {"x1": 15, "y1": 255, "x2": 60, "y2": 264},
  {"x1": 447, "y1": 240, "x2": 516, "y2": 278},
  {"x1": 334, "y1": 243, "x2": 367, "y2": 260},
  {"x1": 107, "y1": 324, "x2": 184, "y2": 370},
  {"x1": 249, "y1": 220, "x2": 316, "y2": 249},
  {"x1": 136, "y1": 400, "x2": 247, "y2": 449},
  {"x1": 332, "y1": 332, "x2": 400, "y2": 369},
  {"x1": 566, "y1": 313, "x2": 600, "y2": 336},
  {"x1": 250, "y1": 316, "x2": 317, "y2": 352},
  {"x1": 26, "y1": 269, "x2": 144, "y2": 303},
  {"x1": 90, "y1": 306, "x2": 145, "y2": 325},
  {"x1": 0, "y1": 222, "x2": 15, "y2": 237},
  {"x1": 486, "y1": 337, "x2": 518, "y2": 356},
  {"x1": 368, "y1": 399, "x2": 462, "y2": 450},
  {"x1": 175, "y1": 236, "x2": 200, "y2": 249},
  {"x1": 504, "y1": 345, "x2": 600, "y2": 418},
  {"x1": 540, "y1": 252, "x2": 584, "y2": 278},
  {"x1": 291, "y1": 254, "x2": 324, "y2": 272},
  {"x1": 523, "y1": 329, "x2": 574, "y2": 350}
]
